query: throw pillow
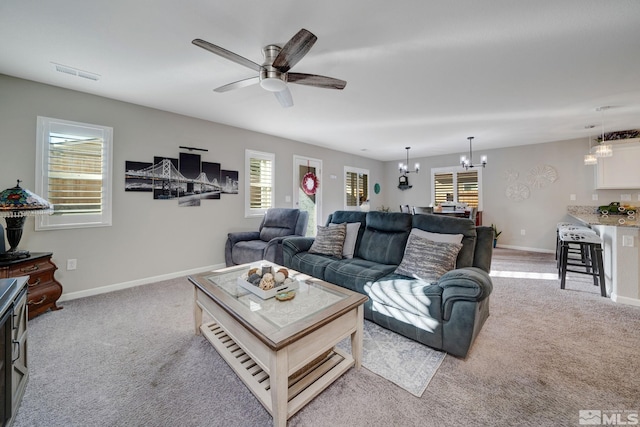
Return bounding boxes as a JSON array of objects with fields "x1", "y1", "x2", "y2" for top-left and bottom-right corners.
[
  {"x1": 395, "y1": 233, "x2": 463, "y2": 282},
  {"x1": 309, "y1": 223, "x2": 347, "y2": 258},
  {"x1": 330, "y1": 222, "x2": 361, "y2": 259},
  {"x1": 410, "y1": 228, "x2": 464, "y2": 244}
]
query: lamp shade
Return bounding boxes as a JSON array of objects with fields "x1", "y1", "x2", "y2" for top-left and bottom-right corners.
[{"x1": 0, "y1": 180, "x2": 53, "y2": 218}]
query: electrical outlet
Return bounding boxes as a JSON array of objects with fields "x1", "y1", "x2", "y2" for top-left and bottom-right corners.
[
  {"x1": 570, "y1": 194, "x2": 576, "y2": 201},
  {"x1": 592, "y1": 194, "x2": 599, "y2": 201},
  {"x1": 520, "y1": 229, "x2": 526, "y2": 236},
  {"x1": 67, "y1": 259, "x2": 77, "y2": 271},
  {"x1": 621, "y1": 194, "x2": 631, "y2": 202}
]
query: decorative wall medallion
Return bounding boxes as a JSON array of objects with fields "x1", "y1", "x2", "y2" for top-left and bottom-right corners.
[
  {"x1": 505, "y1": 183, "x2": 531, "y2": 201},
  {"x1": 503, "y1": 168, "x2": 519, "y2": 182},
  {"x1": 527, "y1": 164, "x2": 557, "y2": 189}
]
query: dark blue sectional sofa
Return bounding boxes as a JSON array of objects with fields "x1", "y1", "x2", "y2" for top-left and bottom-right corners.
[{"x1": 282, "y1": 210, "x2": 493, "y2": 358}]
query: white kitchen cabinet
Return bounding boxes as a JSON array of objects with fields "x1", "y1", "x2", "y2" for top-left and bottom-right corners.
[{"x1": 595, "y1": 139, "x2": 640, "y2": 189}]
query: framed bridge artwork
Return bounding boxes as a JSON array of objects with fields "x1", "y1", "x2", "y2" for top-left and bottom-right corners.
[{"x1": 124, "y1": 151, "x2": 237, "y2": 207}]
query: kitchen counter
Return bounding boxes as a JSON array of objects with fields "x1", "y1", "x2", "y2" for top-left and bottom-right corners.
[
  {"x1": 567, "y1": 206, "x2": 640, "y2": 307},
  {"x1": 567, "y1": 206, "x2": 639, "y2": 228}
]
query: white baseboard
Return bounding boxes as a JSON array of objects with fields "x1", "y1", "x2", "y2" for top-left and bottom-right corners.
[
  {"x1": 610, "y1": 293, "x2": 640, "y2": 307},
  {"x1": 58, "y1": 262, "x2": 226, "y2": 302},
  {"x1": 495, "y1": 244, "x2": 554, "y2": 254}
]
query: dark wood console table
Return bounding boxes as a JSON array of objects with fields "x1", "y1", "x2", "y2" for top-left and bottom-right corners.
[{"x1": 0, "y1": 252, "x2": 63, "y2": 319}]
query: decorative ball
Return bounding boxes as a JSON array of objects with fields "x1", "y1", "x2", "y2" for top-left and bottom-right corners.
[
  {"x1": 263, "y1": 273, "x2": 273, "y2": 282},
  {"x1": 277, "y1": 268, "x2": 289, "y2": 279},
  {"x1": 247, "y1": 268, "x2": 259, "y2": 277},
  {"x1": 274, "y1": 272, "x2": 286, "y2": 283},
  {"x1": 248, "y1": 273, "x2": 261, "y2": 285},
  {"x1": 259, "y1": 276, "x2": 275, "y2": 290}
]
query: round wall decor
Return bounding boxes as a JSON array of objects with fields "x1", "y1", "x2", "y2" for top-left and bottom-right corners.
[{"x1": 301, "y1": 172, "x2": 318, "y2": 195}]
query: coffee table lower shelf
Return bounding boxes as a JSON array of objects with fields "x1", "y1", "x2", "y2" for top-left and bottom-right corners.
[{"x1": 200, "y1": 321, "x2": 354, "y2": 420}]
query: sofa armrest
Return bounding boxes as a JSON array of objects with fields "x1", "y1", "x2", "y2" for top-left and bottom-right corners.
[
  {"x1": 227, "y1": 231, "x2": 261, "y2": 245},
  {"x1": 437, "y1": 267, "x2": 493, "y2": 321},
  {"x1": 283, "y1": 236, "x2": 315, "y2": 258}
]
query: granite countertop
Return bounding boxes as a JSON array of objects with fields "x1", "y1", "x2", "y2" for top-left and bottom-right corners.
[{"x1": 567, "y1": 206, "x2": 640, "y2": 228}]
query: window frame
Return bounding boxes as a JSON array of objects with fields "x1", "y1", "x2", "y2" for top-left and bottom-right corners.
[
  {"x1": 35, "y1": 116, "x2": 113, "y2": 231},
  {"x1": 244, "y1": 149, "x2": 275, "y2": 218},
  {"x1": 343, "y1": 166, "x2": 370, "y2": 210},
  {"x1": 431, "y1": 166, "x2": 483, "y2": 211}
]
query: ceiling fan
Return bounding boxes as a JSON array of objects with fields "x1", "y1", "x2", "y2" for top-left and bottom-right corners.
[{"x1": 192, "y1": 28, "x2": 346, "y2": 108}]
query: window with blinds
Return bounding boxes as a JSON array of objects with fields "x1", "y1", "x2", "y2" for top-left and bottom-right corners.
[
  {"x1": 245, "y1": 150, "x2": 275, "y2": 217},
  {"x1": 344, "y1": 167, "x2": 369, "y2": 209},
  {"x1": 36, "y1": 117, "x2": 113, "y2": 230},
  {"x1": 431, "y1": 167, "x2": 482, "y2": 209},
  {"x1": 48, "y1": 133, "x2": 104, "y2": 214}
]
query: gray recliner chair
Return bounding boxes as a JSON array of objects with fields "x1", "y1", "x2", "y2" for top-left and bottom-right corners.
[{"x1": 225, "y1": 208, "x2": 308, "y2": 267}]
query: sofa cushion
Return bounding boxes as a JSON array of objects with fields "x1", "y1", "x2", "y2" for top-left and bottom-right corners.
[
  {"x1": 259, "y1": 208, "x2": 300, "y2": 241},
  {"x1": 324, "y1": 258, "x2": 397, "y2": 293},
  {"x1": 395, "y1": 233, "x2": 463, "y2": 282},
  {"x1": 357, "y1": 212, "x2": 412, "y2": 265},
  {"x1": 331, "y1": 222, "x2": 361, "y2": 259},
  {"x1": 285, "y1": 252, "x2": 336, "y2": 281},
  {"x1": 309, "y1": 223, "x2": 346, "y2": 258},
  {"x1": 410, "y1": 228, "x2": 463, "y2": 244},
  {"x1": 411, "y1": 213, "x2": 476, "y2": 268},
  {"x1": 231, "y1": 240, "x2": 268, "y2": 265}
]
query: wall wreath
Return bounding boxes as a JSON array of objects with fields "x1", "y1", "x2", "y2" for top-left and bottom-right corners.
[{"x1": 301, "y1": 171, "x2": 318, "y2": 195}]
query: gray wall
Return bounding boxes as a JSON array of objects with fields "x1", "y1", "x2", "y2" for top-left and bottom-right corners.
[
  {"x1": 0, "y1": 75, "x2": 383, "y2": 298},
  {"x1": 384, "y1": 138, "x2": 640, "y2": 252},
  {"x1": 3, "y1": 73, "x2": 638, "y2": 299}
]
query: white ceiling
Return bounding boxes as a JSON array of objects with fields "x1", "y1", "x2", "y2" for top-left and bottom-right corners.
[{"x1": 2, "y1": 0, "x2": 640, "y2": 162}]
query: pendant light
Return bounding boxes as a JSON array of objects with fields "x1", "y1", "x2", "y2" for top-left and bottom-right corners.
[
  {"x1": 460, "y1": 136, "x2": 487, "y2": 170},
  {"x1": 398, "y1": 147, "x2": 419, "y2": 189},
  {"x1": 594, "y1": 106, "x2": 613, "y2": 158},
  {"x1": 584, "y1": 126, "x2": 597, "y2": 165}
]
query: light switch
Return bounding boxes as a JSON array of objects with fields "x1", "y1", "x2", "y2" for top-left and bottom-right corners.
[
  {"x1": 592, "y1": 194, "x2": 599, "y2": 201},
  {"x1": 570, "y1": 194, "x2": 576, "y2": 201},
  {"x1": 622, "y1": 236, "x2": 634, "y2": 247},
  {"x1": 285, "y1": 195, "x2": 291, "y2": 203}
]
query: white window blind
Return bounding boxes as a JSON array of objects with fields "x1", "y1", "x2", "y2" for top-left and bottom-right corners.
[
  {"x1": 431, "y1": 166, "x2": 482, "y2": 210},
  {"x1": 245, "y1": 150, "x2": 275, "y2": 217},
  {"x1": 36, "y1": 117, "x2": 113, "y2": 230},
  {"x1": 47, "y1": 133, "x2": 104, "y2": 215},
  {"x1": 344, "y1": 167, "x2": 369, "y2": 209}
]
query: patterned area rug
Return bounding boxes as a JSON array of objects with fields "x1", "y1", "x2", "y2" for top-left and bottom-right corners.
[{"x1": 338, "y1": 320, "x2": 446, "y2": 397}]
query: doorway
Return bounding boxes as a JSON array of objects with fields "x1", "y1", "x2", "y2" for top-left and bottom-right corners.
[{"x1": 293, "y1": 156, "x2": 322, "y2": 237}]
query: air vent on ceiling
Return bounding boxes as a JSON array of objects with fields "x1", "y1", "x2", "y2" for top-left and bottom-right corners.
[{"x1": 52, "y1": 63, "x2": 100, "y2": 81}]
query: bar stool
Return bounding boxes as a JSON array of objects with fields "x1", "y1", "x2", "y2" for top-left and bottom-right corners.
[
  {"x1": 555, "y1": 223, "x2": 597, "y2": 269},
  {"x1": 558, "y1": 229, "x2": 607, "y2": 297}
]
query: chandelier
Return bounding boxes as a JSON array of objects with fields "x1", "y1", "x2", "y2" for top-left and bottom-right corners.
[
  {"x1": 460, "y1": 136, "x2": 487, "y2": 170},
  {"x1": 594, "y1": 106, "x2": 613, "y2": 158},
  {"x1": 398, "y1": 147, "x2": 419, "y2": 189}
]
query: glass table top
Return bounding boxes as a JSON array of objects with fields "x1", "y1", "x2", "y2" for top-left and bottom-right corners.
[{"x1": 200, "y1": 262, "x2": 346, "y2": 329}]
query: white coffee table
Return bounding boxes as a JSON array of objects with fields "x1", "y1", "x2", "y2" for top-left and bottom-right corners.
[{"x1": 189, "y1": 262, "x2": 367, "y2": 427}]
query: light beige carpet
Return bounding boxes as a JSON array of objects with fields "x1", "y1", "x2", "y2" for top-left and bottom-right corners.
[{"x1": 13, "y1": 248, "x2": 640, "y2": 427}]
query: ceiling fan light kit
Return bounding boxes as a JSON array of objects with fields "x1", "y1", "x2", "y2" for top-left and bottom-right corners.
[{"x1": 192, "y1": 29, "x2": 346, "y2": 108}]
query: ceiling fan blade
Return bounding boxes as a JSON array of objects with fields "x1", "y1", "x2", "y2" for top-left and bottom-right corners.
[
  {"x1": 192, "y1": 39, "x2": 262, "y2": 72},
  {"x1": 214, "y1": 76, "x2": 260, "y2": 93},
  {"x1": 287, "y1": 73, "x2": 347, "y2": 90},
  {"x1": 272, "y1": 29, "x2": 317, "y2": 73},
  {"x1": 274, "y1": 88, "x2": 293, "y2": 108}
]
